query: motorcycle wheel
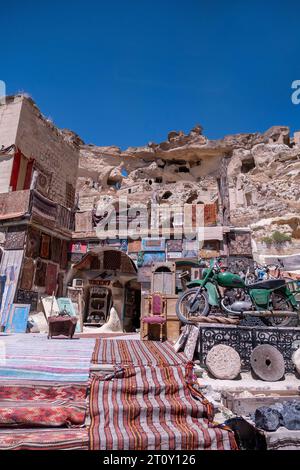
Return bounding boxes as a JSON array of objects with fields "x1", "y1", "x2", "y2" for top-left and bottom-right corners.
[
  {"x1": 267, "y1": 292, "x2": 298, "y2": 327},
  {"x1": 176, "y1": 288, "x2": 210, "y2": 324}
]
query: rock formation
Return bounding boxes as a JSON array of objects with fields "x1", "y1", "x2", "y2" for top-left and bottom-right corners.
[{"x1": 75, "y1": 124, "x2": 300, "y2": 259}]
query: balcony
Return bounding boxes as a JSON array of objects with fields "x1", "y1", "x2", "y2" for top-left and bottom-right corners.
[{"x1": 0, "y1": 189, "x2": 73, "y2": 233}]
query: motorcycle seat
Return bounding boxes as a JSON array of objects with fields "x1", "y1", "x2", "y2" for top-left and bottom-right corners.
[{"x1": 249, "y1": 279, "x2": 286, "y2": 290}]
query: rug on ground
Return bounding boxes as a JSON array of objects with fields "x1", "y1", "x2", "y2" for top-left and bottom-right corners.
[
  {"x1": 91, "y1": 338, "x2": 186, "y2": 366},
  {"x1": 0, "y1": 335, "x2": 95, "y2": 450},
  {"x1": 89, "y1": 341, "x2": 237, "y2": 450},
  {"x1": 0, "y1": 333, "x2": 95, "y2": 381}
]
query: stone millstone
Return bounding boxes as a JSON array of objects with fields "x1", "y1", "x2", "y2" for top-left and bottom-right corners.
[
  {"x1": 250, "y1": 345, "x2": 285, "y2": 381},
  {"x1": 292, "y1": 348, "x2": 300, "y2": 375},
  {"x1": 206, "y1": 345, "x2": 241, "y2": 380}
]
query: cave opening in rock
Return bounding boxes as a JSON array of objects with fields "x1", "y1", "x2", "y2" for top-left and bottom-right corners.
[
  {"x1": 162, "y1": 191, "x2": 172, "y2": 200},
  {"x1": 178, "y1": 166, "x2": 190, "y2": 173},
  {"x1": 241, "y1": 158, "x2": 255, "y2": 173}
]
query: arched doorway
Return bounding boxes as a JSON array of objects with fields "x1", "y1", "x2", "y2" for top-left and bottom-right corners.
[{"x1": 68, "y1": 248, "x2": 141, "y2": 332}]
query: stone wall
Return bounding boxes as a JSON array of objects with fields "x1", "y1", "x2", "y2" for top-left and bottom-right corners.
[{"x1": 15, "y1": 97, "x2": 79, "y2": 208}]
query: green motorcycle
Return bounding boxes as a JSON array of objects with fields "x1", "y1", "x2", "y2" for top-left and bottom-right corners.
[{"x1": 176, "y1": 258, "x2": 299, "y2": 327}]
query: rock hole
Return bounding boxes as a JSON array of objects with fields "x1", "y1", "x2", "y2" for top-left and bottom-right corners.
[
  {"x1": 265, "y1": 358, "x2": 271, "y2": 367},
  {"x1": 162, "y1": 191, "x2": 172, "y2": 200}
]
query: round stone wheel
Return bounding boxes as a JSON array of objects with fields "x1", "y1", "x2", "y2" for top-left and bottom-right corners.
[
  {"x1": 292, "y1": 348, "x2": 300, "y2": 374},
  {"x1": 206, "y1": 344, "x2": 241, "y2": 380},
  {"x1": 250, "y1": 345, "x2": 285, "y2": 381}
]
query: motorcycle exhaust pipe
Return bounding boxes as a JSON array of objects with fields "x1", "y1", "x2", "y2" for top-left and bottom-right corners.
[
  {"x1": 220, "y1": 300, "x2": 298, "y2": 318},
  {"x1": 242, "y1": 310, "x2": 298, "y2": 318}
]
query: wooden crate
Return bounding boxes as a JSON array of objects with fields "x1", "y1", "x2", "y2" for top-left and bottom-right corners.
[{"x1": 222, "y1": 389, "x2": 300, "y2": 416}]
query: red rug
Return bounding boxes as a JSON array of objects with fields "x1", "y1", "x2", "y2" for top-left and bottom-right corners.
[
  {"x1": 0, "y1": 428, "x2": 89, "y2": 450},
  {"x1": 91, "y1": 339, "x2": 186, "y2": 366},
  {"x1": 89, "y1": 364, "x2": 237, "y2": 450}
]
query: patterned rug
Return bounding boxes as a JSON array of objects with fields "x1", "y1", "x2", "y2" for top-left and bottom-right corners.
[
  {"x1": 0, "y1": 381, "x2": 88, "y2": 427},
  {"x1": 0, "y1": 428, "x2": 89, "y2": 450},
  {"x1": 0, "y1": 382, "x2": 87, "y2": 401},
  {"x1": 89, "y1": 364, "x2": 237, "y2": 450},
  {"x1": 91, "y1": 339, "x2": 186, "y2": 366},
  {"x1": 0, "y1": 335, "x2": 95, "y2": 450},
  {"x1": 0, "y1": 400, "x2": 86, "y2": 428},
  {"x1": 0, "y1": 382, "x2": 88, "y2": 428}
]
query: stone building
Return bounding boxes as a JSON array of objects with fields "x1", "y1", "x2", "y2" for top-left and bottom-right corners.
[
  {"x1": 0, "y1": 95, "x2": 79, "y2": 329},
  {"x1": 1, "y1": 95, "x2": 299, "y2": 334}
]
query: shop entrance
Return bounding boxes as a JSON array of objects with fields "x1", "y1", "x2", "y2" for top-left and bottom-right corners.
[{"x1": 69, "y1": 248, "x2": 141, "y2": 331}]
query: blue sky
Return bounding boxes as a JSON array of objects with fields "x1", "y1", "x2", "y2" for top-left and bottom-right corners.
[{"x1": 1, "y1": 1, "x2": 300, "y2": 148}]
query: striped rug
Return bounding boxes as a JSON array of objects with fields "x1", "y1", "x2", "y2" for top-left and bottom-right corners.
[
  {"x1": 0, "y1": 334, "x2": 95, "y2": 382},
  {"x1": 92, "y1": 339, "x2": 186, "y2": 366},
  {"x1": 89, "y1": 364, "x2": 237, "y2": 450}
]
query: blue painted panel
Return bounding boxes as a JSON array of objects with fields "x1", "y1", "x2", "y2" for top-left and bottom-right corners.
[
  {"x1": 5, "y1": 304, "x2": 30, "y2": 333},
  {"x1": 142, "y1": 252, "x2": 165, "y2": 267}
]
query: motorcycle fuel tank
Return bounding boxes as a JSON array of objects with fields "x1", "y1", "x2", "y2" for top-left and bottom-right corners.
[{"x1": 216, "y1": 272, "x2": 245, "y2": 288}]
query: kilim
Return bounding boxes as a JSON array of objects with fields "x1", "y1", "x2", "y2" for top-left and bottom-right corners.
[
  {"x1": 26, "y1": 227, "x2": 41, "y2": 258},
  {"x1": 264, "y1": 428, "x2": 300, "y2": 450},
  {"x1": 34, "y1": 259, "x2": 47, "y2": 287},
  {"x1": 89, "y1": 364, "x2": 237, "y2": 450},
  {"x1": 0, "y1": 428, "x2": 89, "y2": 450},
  {"x1": 0, "y1": 334, "x2": 95, "y2": 382},
  {"x1": 128, "y1": 239, "x2": 141, "y2": 253},
  {"x1": 51, "y1": 237, "x2": 62, "y2": 264},
  {"x1": 31, "y1": 190, "x2": 57, "y2": 222},
  {"x1": 45, "y1": 263, "x2": 58, "y2": 295},
  {"x1": 75, "y1": 211, "x2": 93, "y2": 232},
  {"x1": 19, "y1": 258, "x2": 35, "y2": 291},
  {"x1": 91, "y1": 339, "x2": 187, "y2": 366},
  {"x1": 204, "y1": 203, "x2": 217, "y2": 225},
  {"x1": 4, "y1": 228, "x2": 26, "y2": 250},
  {"x1": 166, "y1": 239, "x2": 183, "y2": 252},
  {"x1": 0, "y1": 383, "x2": 87, "y2": 401},
  {"x1": 60, "y1": 240, "x2": 68, "y2": 269},
  {"x1": 0, "y1": 400, "x2": 86, "y2": 427},
  {"x1": 40, "y1": 233, "x2": 51, "y2": 259}
]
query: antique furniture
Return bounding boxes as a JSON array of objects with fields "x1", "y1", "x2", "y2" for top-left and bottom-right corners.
[
  {"x1": 141, "y1": 293, "x2": 180, "y2": 342},
  {"x1": 142, "y1": 292, "x2": 166, "y2": 342},
  {"x1": 86, "y1": 286, "x2": 111, "y2": 326},
  {"x1": 48, "y1": 313, "x2": 77, "y2": 339},
  {"x1": 151, "y1": 262, "x2": 176, "y2": 294}
]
